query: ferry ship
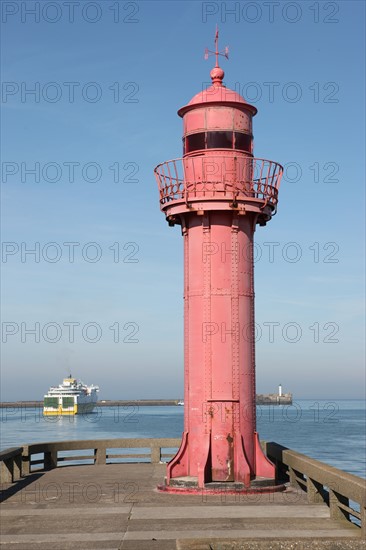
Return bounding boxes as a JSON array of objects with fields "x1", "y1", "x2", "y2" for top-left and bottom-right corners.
[{"x1": 43, "y1": 375, "x2": 99, "y2": 416}]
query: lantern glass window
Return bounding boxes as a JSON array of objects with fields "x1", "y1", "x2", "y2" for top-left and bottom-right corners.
[
  {"x1": 234, "y1": 132, "x2": 252, "y2": 152},
  {"x1": 186, "y1": 132, "x2": 206, "y2": 153},
  {"x1": 206, "y1": 131, "x2": 233, "y2": 149}
]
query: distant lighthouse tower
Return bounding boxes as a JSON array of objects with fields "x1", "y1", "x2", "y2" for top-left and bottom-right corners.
[{"x1": 154, "y1": 30, "x2": 283, "y2": 490}]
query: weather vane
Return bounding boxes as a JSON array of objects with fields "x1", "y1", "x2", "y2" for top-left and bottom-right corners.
[{"x1": 204, "y1": 26, "x2": 229, "y2": 67}]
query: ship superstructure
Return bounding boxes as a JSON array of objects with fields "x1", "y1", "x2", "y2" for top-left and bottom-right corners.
[{"x1": 43, "y1": 375, "x2": 99, "y2": 415}]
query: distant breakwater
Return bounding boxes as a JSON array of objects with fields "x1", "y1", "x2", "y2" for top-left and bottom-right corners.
[{"x1": 0, "y1": 394, "x2": 293, "y2": 408}]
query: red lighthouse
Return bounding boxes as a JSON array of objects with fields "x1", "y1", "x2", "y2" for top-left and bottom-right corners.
[{"x1": 154, "y1": 31, "x2": 283, "y2": 490}]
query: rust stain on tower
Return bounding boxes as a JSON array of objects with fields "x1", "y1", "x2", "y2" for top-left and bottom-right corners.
[{"x1": 155, "y1": 29, "x2": 283, "y2": 492}]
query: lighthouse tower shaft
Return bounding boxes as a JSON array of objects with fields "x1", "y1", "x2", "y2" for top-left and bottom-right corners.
[
  {"x1": 154, "y1": 39, "x2": 283, "y2": 489},
  {"x1": 180, "y1": 211, "x2": 269, "y2": 484}
]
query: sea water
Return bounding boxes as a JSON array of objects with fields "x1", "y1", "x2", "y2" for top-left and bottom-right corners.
[{"x1": 1, "y1": 399, "x2": 365, "y2": 478}]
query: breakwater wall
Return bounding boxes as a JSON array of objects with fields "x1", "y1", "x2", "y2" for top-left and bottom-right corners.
[
  {"x1": 256, "y1": 393, "x2": 293, "y2": 405},
  {"x1": 0, "y1": 394, "x2": 293, "y2": 408},
  {"x1": 0, "y1": 399, "x2": 178, "y2": 408}
]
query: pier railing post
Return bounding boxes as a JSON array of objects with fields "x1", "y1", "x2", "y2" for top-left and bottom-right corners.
[
  {"x1": 151, "y1": 444, "x2": 161, "y2": 464},
  {"x1": 307, "y1": 477, "x2": 324, "y2": 504},
  {"x1": 13, "y1": 453, "x2": 22, "y2": 480},
  {"x1": 94, "y1": 447, "x2": 106, "y2": 465},
  {"x1": 264, "y1": 441, "x2": 289, "y2": 483},
  {"x1": 0, "y1": 448, "x2": 24, "y2": 482},
  {"x1": 288, "y1": 466, "x2": 305, "y2": 490},
  {"x1": 0, "y1": 459, "x2": 13, "y2": 483},
  {"x1": 361, "y1": 504, "x2": 366, "y2": 538},
  {"x1": 44, "y1": 449, "x2": 57, "y2": 470},
  {"x1": 329, "y1": 487, "x2": 350, "y2": 523},
  {"x1": 22, "y1": 447, "x2": 30, "y2": 475}
]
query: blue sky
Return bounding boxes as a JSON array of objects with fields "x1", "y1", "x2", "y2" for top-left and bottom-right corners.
[{"x1": 1, "y1": 0, "x2": 365, "y2": 401}]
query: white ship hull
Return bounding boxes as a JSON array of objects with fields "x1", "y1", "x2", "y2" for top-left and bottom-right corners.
[{"x1": 43, "y1": 376, "x2": 99, "y2": 416}]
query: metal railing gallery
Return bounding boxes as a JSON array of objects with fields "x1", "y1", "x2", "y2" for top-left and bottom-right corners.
[{"x1": 154, "y1": 156, "x2": 283, "y2": 211}]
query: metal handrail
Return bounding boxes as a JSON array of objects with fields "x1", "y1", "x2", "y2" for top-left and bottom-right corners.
[{"x1": 154, "y1": 156, "x2": 283, "y2": 208}]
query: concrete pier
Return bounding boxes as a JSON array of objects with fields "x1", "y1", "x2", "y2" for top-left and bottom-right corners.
[
  {"x1": 0, "y1": 463, "x2": 363, "y2": 550},
  {"x1": 0, "y1": 439, "x2": 365, "y2": 549}
]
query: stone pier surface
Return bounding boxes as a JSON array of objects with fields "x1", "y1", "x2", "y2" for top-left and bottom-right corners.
[{"x1": 0, "y1": 463, "x2": 364, "y2": 550}]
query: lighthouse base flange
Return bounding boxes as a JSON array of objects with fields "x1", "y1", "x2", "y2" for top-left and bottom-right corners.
[{"x1": 157, "y1": 476, "x2": 286, "y2": 495}]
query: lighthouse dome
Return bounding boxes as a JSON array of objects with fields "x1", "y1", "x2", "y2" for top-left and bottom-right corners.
[{"x1": 178, "y1": 67, "x2": 257, "y2": 118}]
